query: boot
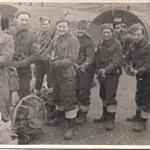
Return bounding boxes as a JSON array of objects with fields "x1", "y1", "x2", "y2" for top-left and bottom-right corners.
[
  {"x1": 126, "y1": 110, "x2": 141, "y2": 122},
  {"x1": 46, "y1": 110, "x2": 64, "y2": 126},
  {"x1": 94, "y1": 106, "x2": 107, "y2": 123},
  {"x1": 104, "y1": 112, "x2": 115, "y2": 130},
  {"x1": 133, "y1": 118, "x2": 147, "y2": 132},
  {"x1": 64, "y1": 118, "x2": 75, "y2": 140},
  {"x1": 34, "y1": 89, "x2": 41, "y2": 97},
  {"x1": 18, "y1": 134, "x2": 30, "y2": 144},
  {"x1": 75, "y1": 112, "x2": 87, "y2": 125}
]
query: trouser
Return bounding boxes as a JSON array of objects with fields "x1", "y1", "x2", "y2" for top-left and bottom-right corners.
[
  {"x1": 75, "y1": 70, "x2": 93, "y2": 106},
  {"x1": 17, "y1": 67, "x2": 31, "y2": 99},
  {"x1": 135, "y1": 73, "x2": 150, "y2": 116},
  {"x1": 35, "y1": 60, "x2": 52, "y2": 91},
  {"x1": 98, "y1": 74, "x2": 120, "y2": 112},
  {"x1": 0, "y1": 70, "x2": 11, "y2": 122},
  {"x1": 54, "y1": 79, "x2": 76, "y2": 111}
]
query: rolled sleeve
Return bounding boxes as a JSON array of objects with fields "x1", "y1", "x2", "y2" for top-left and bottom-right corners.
[{"x1": 1, "y1": 35, "x2": 14, "y2": 60}]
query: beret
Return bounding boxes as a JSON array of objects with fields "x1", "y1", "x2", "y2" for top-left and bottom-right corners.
[
  {"x1": 40, "y1": 16, "x2": 51, "y2": 24},
  {"x1": 15, "y1": 9, "x2": 31, "y2": 18},
  {"x1": 120, "y1": 23, "x2": 127, "y2": 29},
  {"x1": 56, "y1": 19, "x2": 69, "y2": 26},
  {"x1": 129, "y1": 23, "x2": 144, "y2": 33},
  {"x1": 77, "y1": 20, "x2": 88, "y2": 29},
  {"x1": 100, "y1": 23, "x2": 114, "y2": 32}
]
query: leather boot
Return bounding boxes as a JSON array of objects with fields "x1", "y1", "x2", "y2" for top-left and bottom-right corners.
[
  {"x1": 34, "y1": 89, "x2": 41, "y2": 97},
  {"x1": 75, "y1": 112, "x2": 87, "y2": 125},
  {"x1": 133, "y1": 118, "x2": 148, "y2": 132},
  {"x1": 46, "y1": 110, "x2": 64, "y2": 126},
  {"x1": 94, "y1": 106, "x2": 107, "y2": 123},
  {"x1": 104, "y1": 112, "x2": 115, "y2": 130},
  {"x1": 126, "y1": 110, "x2": 141, "y2": 122},
  {"x1": 64, "y1": 118, "x2": 75, "y2": 140}
]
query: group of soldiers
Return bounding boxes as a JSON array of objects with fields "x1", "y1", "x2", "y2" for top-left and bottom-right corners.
[{"x1": 0, "y1": 8, "x2": 150, "y2": 144}]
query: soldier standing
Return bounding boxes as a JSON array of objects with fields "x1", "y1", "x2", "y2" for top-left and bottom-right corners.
[
  {"x1": 0, "y1": 22, "x2": 14, "y2": 122},
  {"x1": 125, "y1": 24, "x2": 150, "y2": 132},
  {"x1": 94, "y1": 23, "x2": 122, "y2": 130},
  {"x1": 75, "y1": 20, "x2": 95, "y2": 125},
  {"x1": 9, "y1": 10, "x2": 38, "y2": 99},
  {"x1": 34, "y1": 16, "x2": 54, "y2": 96},
  {"x1": 47, "y1": 19, "x2": 80, "y2": 139}
]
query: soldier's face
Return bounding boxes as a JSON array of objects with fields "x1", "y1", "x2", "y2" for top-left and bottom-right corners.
[
  {"x1": 17, "y1": 14, "x2": 30, "y2": 30},
  {"x1": 41, "y1": 20, "x2": 50, "y2": 32},
  {"x1": 121, "y1": 26, "x2": 128, "y2": 34},
  {"x1": 102, "y1": 29, "x2": 113, "y2": 40},
  {"x1": 56, "y1": 22, "x2": 69, "y2": 36},
  {"x1": 115, "y1": 24, "x2": 121, "y2": 33},
  {"x1": 76, "y1": 28, "x2": 87, "y2": 37},
  {"x1": 132, "y1": 29, "x2": 144, "y2": 43}
]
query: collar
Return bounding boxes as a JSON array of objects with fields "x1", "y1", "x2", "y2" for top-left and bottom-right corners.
[
  {"x1": 57, "y1": 33, "x2": 70, "y2": 40},
  {"x1": 102, "y1": 38, "x2": 114, "y2": 46},
  {"x1": 133, "y1": 38, "x2": 147, "y2": 48}
]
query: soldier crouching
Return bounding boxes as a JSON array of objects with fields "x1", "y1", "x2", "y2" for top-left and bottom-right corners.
[
  {"x1": 47, "y1": 19, "x2": 80, "y2": 140},
  {"x1": 94, "y1": 23, "x2": 123, "y2": 130},
  {"x1": 125, "y1": 23, "x2": 150, "y2": 132}
]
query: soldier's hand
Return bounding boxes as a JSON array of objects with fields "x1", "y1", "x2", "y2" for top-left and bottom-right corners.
[
  {"x1": 13, "y1": 61, "x2": 21, "y2": 68},
  {"x1": 124, "y1": 65, "x2": 136, "y2": 76},
  {"x1": 51, "y1": 60, "x2": 61, "y2": 68},
  {"x1": 79, "y1": 64, "x2": 86, "y2": 73},
  {"x1": 130, "y1": 67, "x2": 137, "y2": 76},
  {"x1": 98, "y1": 69, "x2": 106, "y2": 77},
  {"x1": 74, "y1": 63, "x2": 80, "y2": 70},
  {"x1": 13, "y1": 60, "x2": 28, "y2": 68}
]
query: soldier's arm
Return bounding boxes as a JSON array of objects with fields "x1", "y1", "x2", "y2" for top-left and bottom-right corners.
[
  {"x1": 95, "y1": 45, "x2": 101, "y2": 74},
  {"x1": 82, "y1": 39, "x2": 95, "y2": 69},
  {"x1": 105, "y1": 42, "x2": 123, "y2": 74},
  {"x1": 0, "y1": 35, "x2": 14, "y2": 67},
  {"x1": 52, "y1": 37, "x2": 80, "y2": 68},
  {"x1": 137, "y1": 44, "x2": 150, "y2": 75},
  {"x1": 16, "y1": 32, "x2": 40, "y2": 67},
  {"x1": 31, "y1": 32, "x2": 40, "y2": 54}
]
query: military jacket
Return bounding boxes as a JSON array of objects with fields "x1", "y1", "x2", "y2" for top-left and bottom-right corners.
[
  {"x1": 7, "y1": 27, "x2": 38, "y2": 62},
  {"x1": 37, "y1": 29, "x2": 54, "y2": 60},
  {"x1": 0, "y1": 30, "x2": 14, "y2": 62},
  {"x1": 96, "y1": 38, "x2": 122, "y2": 74},
  {"x1": 76, "y1": 33, "x2": 95, "y2": 67},
  {"x1": 126, "y1": 38, "x2": 150, "y2": 73},
  {"x1": 50, "y1": 33, "x2": 80, "y2": 81}
]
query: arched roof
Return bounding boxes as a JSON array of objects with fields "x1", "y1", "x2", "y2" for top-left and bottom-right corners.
[
  {"x1": 0, "y1": 4, "x2": 18, "y2": 18},
  {"x1": 89, "y1": 8, "x2": 150, "y2": 45}
]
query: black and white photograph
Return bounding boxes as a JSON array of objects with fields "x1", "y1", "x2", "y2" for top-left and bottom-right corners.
[{"x1": 0, "y1": 1, "x2": 150, "y2": 148}]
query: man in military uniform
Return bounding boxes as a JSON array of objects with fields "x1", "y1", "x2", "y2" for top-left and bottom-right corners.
[
  {"x1": 75, "y1": 20, "x2": 95, "y2": 125},
  {"x1": 9, "y1": 10, "x2": 38, "y2": 99},
  {"x1": 125, "y1": 23, "x2": 150, "y2": 132},
  {"x1": 47, "y1": 19, "x2": 80, "y2": 139},
  {"x1": 0, "y1": 22, "x2": 14, "y2": 122},
  {"x1": 34, "y1": 16, "x2": 54, "y2": 96},
  {"x1": 94, "y1": 23, "x2": 122, "y2": 130}
]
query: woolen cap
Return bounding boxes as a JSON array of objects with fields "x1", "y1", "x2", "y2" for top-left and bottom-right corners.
[
  {"x1": 77, "y1": 20, "x2": 88, "y2": 29},
  {"x1": 15, "y1": 9, "x2": 31, "y2": 18},
  {"x1": 100, "y1": 23, "x2": 114, "y2": 32}
]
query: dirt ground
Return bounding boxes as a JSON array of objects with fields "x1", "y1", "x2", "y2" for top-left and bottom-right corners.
[{"x1": 17, "y1": 72, "x2": 148, "y2": 146}]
